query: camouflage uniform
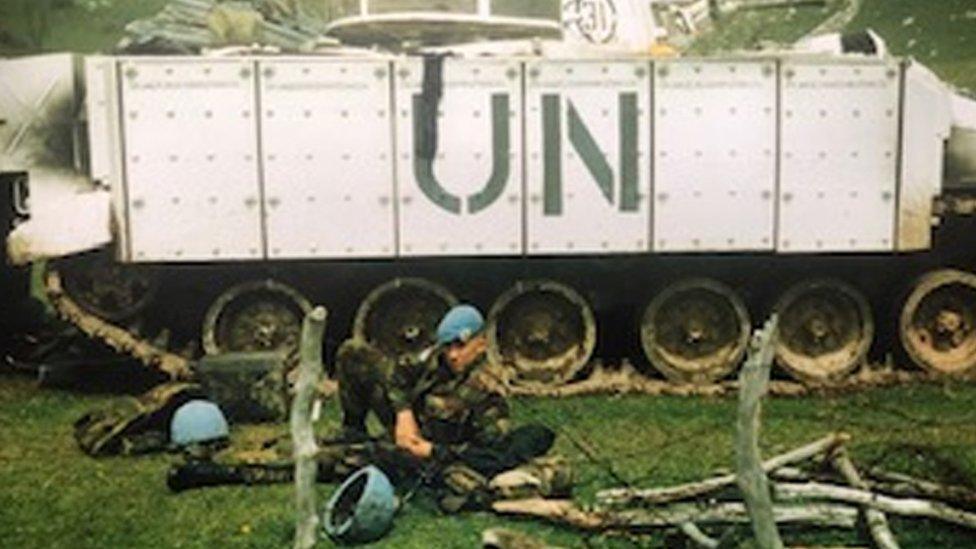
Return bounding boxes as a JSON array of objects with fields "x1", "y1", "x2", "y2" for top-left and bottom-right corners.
[
  {"x1": 335, "y1": 338, "x2": 569, "y2": 511},
  {"x1": 335, "y1": 338, "x2": 509, "y2": 448}
]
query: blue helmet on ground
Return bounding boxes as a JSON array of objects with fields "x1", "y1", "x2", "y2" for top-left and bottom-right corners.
[
  {"x1": 323, "y1": 466, "x2": 397, "y2": 544},
  {"x1": 436, "y1": 304, "x2": 485, "y2": 345},
  {"x1": 170, "y1": 399, "x2": 229, "y2": 447}
]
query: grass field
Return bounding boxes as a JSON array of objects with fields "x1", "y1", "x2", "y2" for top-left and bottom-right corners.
[
  {"x1": 3, "y1": 373, "x2": 976, "y2": 548},
  {"x1": 3, "y1": 0, "x2": 976, "y2": 547}
]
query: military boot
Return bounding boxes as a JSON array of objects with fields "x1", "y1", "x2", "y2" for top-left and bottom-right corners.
[
  {"x1": 488, "y1": 455, "x2": 574, "y2": 500},
  {"x1": 438, "y1": 463, "x2": 491, "y2": 513}
]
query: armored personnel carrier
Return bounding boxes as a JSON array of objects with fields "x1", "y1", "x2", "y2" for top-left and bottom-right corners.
[{"x1": 4, "y1": 0, "x2": 976, "y2": 389}]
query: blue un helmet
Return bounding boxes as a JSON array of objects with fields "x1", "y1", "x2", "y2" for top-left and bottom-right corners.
[
  {"x1": 323, "y1": 466, "x2": 397, "y2": 544},
  {"x1": 169, "y1": 399, "x2": 230, "y2": 447},
  {"x1": 436, "y1": 304, "x2": 485, "y2": 346}
]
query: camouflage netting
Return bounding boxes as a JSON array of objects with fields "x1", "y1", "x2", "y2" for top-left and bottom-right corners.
[{"x1": 117, "y1": 0, "x2": 342, "y2": 54}]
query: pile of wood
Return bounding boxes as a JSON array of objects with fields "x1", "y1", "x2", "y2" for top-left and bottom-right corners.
[
  {"x1": 117, "y1": 0, "x2": 338, "y2": 54},
  {"x1": 495, "y1": 433, "x2": 976, "y2": 546},
  {"x1": 493, "y1": 318, "x2": 976, "y2": 547}
]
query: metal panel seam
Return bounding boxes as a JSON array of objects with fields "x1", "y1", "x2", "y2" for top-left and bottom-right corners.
[
  {"x1": 648, "y1": 60, "x2": 655, "y2": 252},
  {"x1": 519, "y1": 61, "x2": 527, "y2": 256},
  {"x1": 773, "y1": 58, "x2": 782, "y2": 253},
  {"x1": 893, "y1": 60, "x2": 908, "y2": 251},
  {"x1": 115, "y1": 60, "x2": 133, "y2": 262},
  {"x1": 389, "y1": 60, "x2": 401, "y2": 257},
  {"x1": 253, "y1": 60, "x2": 269, "y2": 260}
]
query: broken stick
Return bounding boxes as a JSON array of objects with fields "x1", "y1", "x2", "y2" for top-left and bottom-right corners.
[
  {"x1": 291, "y1": 306, "x2": 327, "y2": 549},
  {"x1": 491, "y1": 499, "x2": 858, "y2": 531},
  {"x1": 736, "y1": 315, "x2": 783, "y2": 549},
  {"x1": 774, "y1": 482, "x2": 976, "y2": 530},
  {"x1": 597, "y1": 433, "x2": 849, "y2": 506},
  {"x1": 831, "y1": 450, "x2": 899, "y2": 549}
]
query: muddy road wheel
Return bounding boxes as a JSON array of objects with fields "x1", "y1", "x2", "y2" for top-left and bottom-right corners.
[
  {"x1": 900, "y1": 269, "x2": 976, "y2": 375},
  {"x1": 488, "y1": 280, "x2": 595, "y2": 388},
  {"x1": 774, "y1": 279, "x2": 873, "y2": 383},
  {"x1": 202, "y1": 280, "x2": 312, "y2": 356},
  {"x1": 353, "y1": 278, "x2": 457, "y2": 357},
  {"x1": 58, "y1": 254, "x2": 158, "y2": 322},
  {"x1": 640, "y1": 278, "x2": 750, "y2": 384}
]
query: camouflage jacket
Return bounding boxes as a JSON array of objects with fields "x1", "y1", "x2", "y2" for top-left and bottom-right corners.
[{"x1": 390, "y1": 350, "x2": 510, "y2": 447}]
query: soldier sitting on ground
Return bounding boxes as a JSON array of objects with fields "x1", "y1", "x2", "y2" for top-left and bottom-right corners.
[{"x1": 335, "y1": 304, "x2": 572, "y2": 511}]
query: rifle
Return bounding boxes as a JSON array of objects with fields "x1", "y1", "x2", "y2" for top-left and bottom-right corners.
[{"x1": 166, "y1": 439, "x2": 424, "y2": 493}]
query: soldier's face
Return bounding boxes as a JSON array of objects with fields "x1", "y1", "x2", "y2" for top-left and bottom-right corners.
[{"x1": 445, "y1": 335, "x2": 487, "y2": 373}]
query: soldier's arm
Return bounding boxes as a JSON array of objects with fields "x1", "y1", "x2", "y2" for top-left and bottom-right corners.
[
  {"x1": 394, "y1": 409, "x2": 433, "y2": 459},
  {"x1": 389, "y1": 351, "x2": 438, "y2": 459}
]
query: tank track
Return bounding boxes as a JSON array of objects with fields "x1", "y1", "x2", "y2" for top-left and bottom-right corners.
[
  {"x1": 44, "y1": 268, "x2": 194, "y2": 381},
  {"x1": 45, "y1": 265, "x2": 972, "y2": 397}
]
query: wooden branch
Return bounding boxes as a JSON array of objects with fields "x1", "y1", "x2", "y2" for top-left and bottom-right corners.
[
  {"x1": 598, "y1": 433, "x2": 849, "y2": 506},
  {"x1": 679, "y1": 522, "x2": 719, "y2": 548},
  {"x1": 865, "y1": 468, "x2": 976, "y2": 508},
  {"x1": 831, "y1": 450, "x2": 899, "y2": 549},
  {"x1": 291, "y1": 307, "x2": 327, "y2": 549},
  {"x1": 736, "y1": 315, "x2": 784, "y2": 549},
  {"x1": 774, "y1": 482, "x2": 976, "y2": 530},
  {"x1": 492, "y1": 499, "x2": 858, "y2": 532}
]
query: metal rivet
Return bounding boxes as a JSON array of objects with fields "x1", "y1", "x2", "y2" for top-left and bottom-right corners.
[
  {"x1": 240, "y1": 67, "x2": 252, "y2": 79},
  {"x1": 529, "y1": 68, "x2": 540, "y2": 79},
  {"x1": 302, "y1": 67, "x2": 311, "y2": 75},
  {"x1": 124, "y1": 67, "x2": 138, "y2": 79},
  {"x1": 208, "y1": 196, "x2": 217, "y2": 205},
  {"x1": 268, "y1": 197, "x2": 280, "y2": 208},
  {"x1": 374, "y1": 68, "x2": 386, "y2": 79},
  {"x1": 658, "y1": 193, "x2": 668, "y2": 202},
  {"x1": 166, "y1": 111, "x2": 175, "y2": 118},
  {"x1": 304, "y1": 110, "x2": 312, "y2": 118},
  {"x1": 635, "y1": 66, "x2": 646, "y2": 78},
  {"x1": 242, "y1": 110, "x2": 251, "y2": 118},
  {"x1": 266, "y1": 110, "x2": 275, "y2": 118},
  {"x1": 263, "y1": 67, "x2": 274, "y2": 78},
  {"x1": 212, "y1": 249, "x2": 220, "y2": 256},
  {"x1": 398, "y1": 69, "x2": 410, "y2": 79},
  {"x1": 761, "y1": 190, "x2": 772, "y2": 200},
  {"x1": 506, "y1": 68, "x2": 518, "y2": 80},
  {"x1": 344, "y1": 195, "x2": 351, "y2": 202},
  {"x1": 783, "y1": 193, "x2": 793, "y2": 203},
  {"x1": 133, "y1": 199, "x2": 144, "y2": 209},
  {"x1": 308, "y1": 196, "x2": 317, "y2": 203},
  {"x1": 658, "y1": 66, "x2": 669, "y2": 78},
  {"x1": 245, "y1": 197, "x2": 257, "y2": 208},
  {"x1": 207, "y1": 154, "x2": 216, "y2": 162},
  {"x1": 172, "y1": 197, "x2": 181, "y2": 205}
]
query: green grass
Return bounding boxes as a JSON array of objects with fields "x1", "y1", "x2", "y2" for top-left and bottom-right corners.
[
  {"x1": 847, "y1": 0, "x2": 976, "y2": 92},
  {"x1": 0, "y1": 0, "x2": 169, "y2": 55},
  {"x1": 3, "y1": 373, "x2": 976, "y2": 548},
  {"x1": 688, "y1": 0, "x2": 842, "y2": 55}
]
